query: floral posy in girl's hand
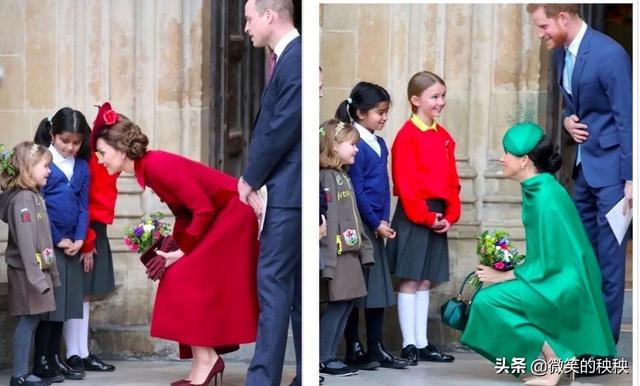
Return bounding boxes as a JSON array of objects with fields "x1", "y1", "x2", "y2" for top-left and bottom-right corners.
[{"x1": 124, "y1": 212, "x2": 172, "y2": 253}]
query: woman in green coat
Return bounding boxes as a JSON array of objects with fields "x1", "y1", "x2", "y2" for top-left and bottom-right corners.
[{"x1": 460, "y1": 123, "x2": 616, "y2": 386}]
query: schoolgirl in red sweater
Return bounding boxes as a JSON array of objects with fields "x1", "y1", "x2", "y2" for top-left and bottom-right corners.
[{"x1": 388, "y1": 71, "x2": 460, "y2": 365}]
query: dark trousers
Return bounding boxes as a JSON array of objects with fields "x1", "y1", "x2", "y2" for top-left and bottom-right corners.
[
  {"x1": 573, "y1": 166, "x2": 627, "y2": 342},
  {"x1": 344, "y1": 307, "x2": 385, "y2": 348},
  {"x1": 320, "y1": 301, "x2": 353, "y2": 362},
  {"x1": 34, "y1": 320, "x2": 63, "y2": 358},
  {"x1": 246, "y1": 208, "x2": 301, "y2": 386}
]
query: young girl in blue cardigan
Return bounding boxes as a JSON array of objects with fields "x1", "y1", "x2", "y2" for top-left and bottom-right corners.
[
  {"x1": 32, "y1": 107, "x2": 91, "y2": 382},
  {"x1": 335, "y1": 82, "x2": 408, "y2": 370}
]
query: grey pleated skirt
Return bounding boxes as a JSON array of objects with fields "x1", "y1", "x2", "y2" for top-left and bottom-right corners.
[
  {"x1": 83, "y1": 222, "x2": 116, "y2": 297},
  {"x1": 387, "y1": 199, "x2": 450, "y2": 283},
  {"x1": 44, "y1": 247, "x2": 83, "y2": 321},
  {"x1": 354, "y1": 226, "x2": 396, "y2": 308}
]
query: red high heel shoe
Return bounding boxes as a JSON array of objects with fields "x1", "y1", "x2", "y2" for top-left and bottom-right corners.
[{"x1": 189, "y1": 356, "x2": 224, "y2": 386}]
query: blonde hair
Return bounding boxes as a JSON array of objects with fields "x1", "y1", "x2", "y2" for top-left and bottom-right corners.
[
  {"x1": 319, "y1": 119, "x2": 359, "y2": 170},
  {"x1": 96, "y1": 114, "x2": 149, "y2": 160},
  {"x1": 526, "y1": 4, "x2": 580, "y2": 18},
  {"x1": 0, "y1": 141, "x2": 52, "y2": 191},
  {"x1": 407, "y1": 71, "x2": 446, "y2": 113}
]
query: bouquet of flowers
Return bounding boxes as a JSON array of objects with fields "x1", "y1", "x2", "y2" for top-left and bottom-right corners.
[
  {"x1": 469, "y1": 230, "x2": 524, "y2": 287},
  {"x1": 123, "y1": 213, "x2": 172, "y2": 253}
]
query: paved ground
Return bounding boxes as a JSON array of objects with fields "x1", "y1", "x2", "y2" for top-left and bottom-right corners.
[
  {"x1": 0, "y1": 360, "x2": 295, "y2": 386},
  {"x1": 322, "y1": 353, "x2": 633, "y2": 386},
  {"x1": 0, "y1": 353, "x2": 632, "y2": 385}
]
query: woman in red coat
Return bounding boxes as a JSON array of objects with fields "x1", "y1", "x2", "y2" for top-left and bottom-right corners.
[{"x1": 93, "y1": 106, "x2": 259, "y2": 386}]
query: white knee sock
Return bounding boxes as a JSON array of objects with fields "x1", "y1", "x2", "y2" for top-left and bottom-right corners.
[
  {"x1": 415, "y1": 290, "x2": 429, "y2": 349},
  {"x1": 63, "y1": 319, "x2": 81, "y2": 358},
  {"x1": 397, "y1": 293, "x2": 416, "y2": 348},
  {"x1": 79, "y1": 301, "x2": 90, "y2": 358}
]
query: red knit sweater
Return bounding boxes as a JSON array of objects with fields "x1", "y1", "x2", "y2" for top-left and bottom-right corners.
[
  {"x1": 80, "y1": 153, "x2": 119, "y2": 253},
  {"x1": 391, "y1": 118, "x2": 461, "y2": 227}
]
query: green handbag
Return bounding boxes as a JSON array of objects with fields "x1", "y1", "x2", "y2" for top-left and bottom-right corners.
[{"x1": 440, "y1": 271, "x2": 482, "y2": 331}]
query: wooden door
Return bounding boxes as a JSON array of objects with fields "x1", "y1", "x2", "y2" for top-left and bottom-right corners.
[{"x1": 209, "y1": 0, "x2": 264, "y2": 177}]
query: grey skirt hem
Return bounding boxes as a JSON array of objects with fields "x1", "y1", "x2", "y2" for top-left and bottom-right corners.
[
  {"x1": 83, "y1": 222, "x2": 116, "y2": 297},
  {"x1": 353, "y1": 227, "x2": 396, "y2": 309},
  {"x1": 44, "y1": 248, "x2": 83, "y2": 322},
  {"x1": 387, "y1": 200, "x2": 450, "y2": 283}
]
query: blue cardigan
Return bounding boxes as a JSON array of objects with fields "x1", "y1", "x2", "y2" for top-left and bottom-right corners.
[
  {"x1": 348, "y1": 136, "x2": 391, "y2": 232},
  {"x1": 42, "y1": 159, "x2": 89, "y2": 244}
]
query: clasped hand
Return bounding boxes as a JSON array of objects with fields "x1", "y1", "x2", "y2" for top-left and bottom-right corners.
[
  {"x1": 375, "y1": 221, "x2": 396, "y2": 239},
  {"x1": 431, "y1": 213, "x2": 451, "y2": 234},
  {"x1": 57, "y1": 238, "x2": 84, "y2": 256}
]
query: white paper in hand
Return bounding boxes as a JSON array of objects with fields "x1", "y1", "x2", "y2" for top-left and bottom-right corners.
[
  {"x1": 605, "y1": 197, "x2": 632, "y2": 245},
  {"x1": 257, "y1": 185, "x2": 268, "y2": 239}
]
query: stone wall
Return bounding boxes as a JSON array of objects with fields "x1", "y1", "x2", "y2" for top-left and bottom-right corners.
[
  {"x1": 0, "y1": 0, "x2": 210, "y2": 367},
  {"x1": 320, "y1": 3, "x2": 549, "y2": 348}
]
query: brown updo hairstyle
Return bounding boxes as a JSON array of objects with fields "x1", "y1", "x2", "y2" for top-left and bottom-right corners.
[
  {"x1": 96, "y1": 114, "x2": 149, "y2": 160},
  {"x1": 0, "y1": 141, "x2": 52, "y2": 191},
  {"x1": 319, "y1": 118, "x2": 359, "y2": 170},
  {"x1": 407, "y1": 71, "x2": 446, "y2": 113}
]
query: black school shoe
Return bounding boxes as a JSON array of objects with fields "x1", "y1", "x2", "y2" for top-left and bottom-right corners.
[
  {"x1": 400, "y1": 344, "x2": 418, "y2": 366},
  {"x1": 50, "y1": 354, "x2": 85, "y2": 380},
  {"x1": 417, "y1": 344, "x2": 455, "y2": 362},
  {"x1": 66, "y1": 355, "x2": 85, "y2": 372},
  {"x1": 10, "y1": 374, "x2": 47, "y2": 386},
  {"x1": 319, "y1": 359, "x2": 358, "y2": 376},
  {"x1": 32, "y1": 355, "x2": 65, "y2": 383},
  {"x1": 367, "y1": 342, "x2": 409, "y2": 369},
  {"x1": 83, "y1": 353, "x2": 116, "y2": 372},
  {"x1": 344, "y1": 341, "x2": 379, "y2": 370}
]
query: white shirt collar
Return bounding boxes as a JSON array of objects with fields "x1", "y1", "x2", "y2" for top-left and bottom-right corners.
[
  {"x1": 48, "y1": 144, "x2": 74, "y2": 165},
  {"x1": 567, "y1": 21, "x2": 587, "y2": 57},
  {"x1": 273, "y1": 29, "x2": 300, "y2": 62},
  {"x1": 354, "y1": 122, "x2": 377, "y2": 143}
]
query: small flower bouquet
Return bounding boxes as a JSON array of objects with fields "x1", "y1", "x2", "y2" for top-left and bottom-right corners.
[
  {"x1": 124, "y1": 213, "x2": 172, "y2": 253},
  {"x1": 469, "y1": 230, "x2": 524, "y2": 287}
]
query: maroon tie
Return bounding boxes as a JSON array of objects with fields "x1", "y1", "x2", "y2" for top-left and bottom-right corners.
[{"x1": 267, "y1": 52, "x2": 278, "y2": 82}]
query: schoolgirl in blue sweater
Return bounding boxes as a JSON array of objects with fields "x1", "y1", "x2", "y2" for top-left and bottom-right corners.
[
  {"x1": 335, "y1": 82, "x2": 408, "y2": 370},
  {"x1": 32, "y1": 107, "x2": 91, "y2": 382}
]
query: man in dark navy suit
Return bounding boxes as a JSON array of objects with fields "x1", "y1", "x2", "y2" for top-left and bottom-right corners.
[
  {"x1": 528, "y1": 3, "x2": 632, "y2": 348},
  {"x1": 239, "y1": 1, "x2": 301, "y2": 385}
]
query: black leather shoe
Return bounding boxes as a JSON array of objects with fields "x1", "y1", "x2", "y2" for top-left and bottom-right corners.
[
  {"x1": 344, "y1": 341, "x2": 379, "y2": 370},
  {"x1": 10, "y1": 374, "x2": 47, "y2": 386},
  {"x1": 66, "y1": 355, "x2": 85, "y2": 372},
  {"x1": 418, "y1": 344, "x2": 455, "y2": 362},
  {"x1": 367, "y1": 342, "x2": 409, "y2": 369},
  {"x1": 400, "y1": 344, "x2": 418, "y2": 366},
  {"x1": 83, "y1": 353, "x2": 116, "y2": 372},
  {"x1": 50, "y1": 354, "x2": 85, "y2": 380},
  {"x1": 32, "y1": 355, "x2": 65, "y2": 383}
]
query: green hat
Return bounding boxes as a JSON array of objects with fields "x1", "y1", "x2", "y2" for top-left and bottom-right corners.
[{"x1": 502, "y1": 122, "x2": 544, "y2": 156}]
